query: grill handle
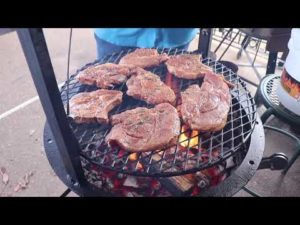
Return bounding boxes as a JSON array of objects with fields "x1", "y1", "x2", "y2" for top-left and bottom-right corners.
[{"x1": 257, "y1": 153, "x2": 288, "y2": 170}]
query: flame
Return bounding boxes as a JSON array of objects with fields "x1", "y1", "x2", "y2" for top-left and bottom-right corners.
[
  {"x1": 179, "y1": 125, "x2": 199, "y2": 149},
  {"x1": 128, "y1": 153, "x2": 143, "y2": 170},
  {"x1": 129, "y1": 153, "x2": 138, "y2": 161}
]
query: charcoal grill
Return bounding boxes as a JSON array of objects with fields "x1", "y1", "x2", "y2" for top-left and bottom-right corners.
[
  {"x1": 17, "y1": 28, "x2": 279, "y2": 197},
  {"x1": 58, "y1": 48, "x2": 257, "y2": 178}
]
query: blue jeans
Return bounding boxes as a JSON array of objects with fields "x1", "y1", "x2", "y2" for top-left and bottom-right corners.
[{"x1": 95, "y1": 35, "x2": 190, "y2": 60}]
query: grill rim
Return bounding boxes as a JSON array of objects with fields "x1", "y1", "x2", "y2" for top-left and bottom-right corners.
[{"x1": 59, "y1": 48, "x2": 257, "y2": 177}]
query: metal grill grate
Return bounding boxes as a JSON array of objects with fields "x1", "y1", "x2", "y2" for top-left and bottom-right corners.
[{"x1": 60, "y1": 48, "x2": 257, "y2": 177}]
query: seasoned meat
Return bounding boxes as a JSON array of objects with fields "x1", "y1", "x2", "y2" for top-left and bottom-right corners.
[
  {"x1": 165, "y1": 54, "x2": 212, "y2": 79},
  {"x1": 69, "y1": 89, "x2": 123, "y2": 124},
  {"x1": 105, "y1": 103, "x2": 180, "y2": 152},
  {"x1": 126, "y1": 68, "x2": 176, "y2": 105},
  {"x1": 119, "y1": 48, "x2": 169, "y2": 68},
  {"x1": 77, "y1": 63, "x2": 137, "y2": 88},
  {"x1": 180, "y1": 71, "x2": 231, "y2": 131}
]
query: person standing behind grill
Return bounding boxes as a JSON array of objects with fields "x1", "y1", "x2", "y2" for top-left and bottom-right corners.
[{"x1": 94, "y1": 28, "x2": 198, "y2": 59}]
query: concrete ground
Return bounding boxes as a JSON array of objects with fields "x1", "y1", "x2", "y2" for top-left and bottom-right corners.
[{"x1": 0, "y1": 28, "x2": 299, "y2": 197}]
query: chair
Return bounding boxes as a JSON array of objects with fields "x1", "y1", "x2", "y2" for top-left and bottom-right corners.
[{"x1": 214, "y1": 28, "x2": 291, "y2": 86}]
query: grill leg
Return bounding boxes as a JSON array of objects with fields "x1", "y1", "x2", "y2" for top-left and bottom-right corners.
[
  {"x1": 17, "y1": 29, "x2": 89, "y2": 196},
  {"x1": 60, "y1": 188, "x2": 71, "y2": 197}
]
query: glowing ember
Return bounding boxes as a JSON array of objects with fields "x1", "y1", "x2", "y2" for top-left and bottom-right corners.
[
  {"x1": 136, "y1": 162, "x2": 143, "y2": 170},
  {"x1": 179, "y1": 125, "x2": 199, "y2": 149},
  {"x1": 118, "y1": 149, "x2": 126, "y2": 158},
  {"x1": 191, "y1": 186, "x2": 201, "y2": 196},
  {"x1": 129, "y1": 153, "x2": 138, "y2": 161}
]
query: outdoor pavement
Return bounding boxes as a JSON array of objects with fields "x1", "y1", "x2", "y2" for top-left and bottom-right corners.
[{"x1": 0, "y1": 28, "x2": 299, "y2": 197}]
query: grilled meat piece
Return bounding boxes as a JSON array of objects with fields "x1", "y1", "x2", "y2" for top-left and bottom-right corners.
[
  {"x1": 69, "y1": 89, "x2": 123, "y2": 124},
  {"x1": 165, "y1": 54, "x2": 212, "y2": 79},
  {"x1": 180, "y1": 71, "x2": 231, "y2": 131},
  {"x1": 126, "y1": 68, "x2": 176, "y2": 105},
  {"x1": 77, "y1": 63, "x2": 137, "y2": 88},
  {"x1": 105, "y1": 103, "x2": 180, "y2": 152},
  {"x1": 119, "y1": 48, "x2": 169, "y2": 68}
]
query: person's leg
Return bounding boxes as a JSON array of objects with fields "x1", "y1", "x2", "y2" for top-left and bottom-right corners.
[{"x1": 94, "y1": 34, "x2": 136, "y2": 60}]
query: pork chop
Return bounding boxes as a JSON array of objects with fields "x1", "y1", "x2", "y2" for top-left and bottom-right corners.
[
  {"x1": 180, "y1": 71, "x2": 231, "y2": 131},
  {"x1": 119, "y1": 48, "x2": 169, "y2": 68},
  {"x1": 126, "y1": 68, "x2": 176, "y2": 105},
  {"x1": 165, "y1": 54, "x2": 212, "y2": 79},
  {"x1": 69, "y1": 89, "x2": 123, "y2": 124},
  {"x1": 105, "y1": 103, "x2": 180, "y2": 152},
  {"x1": 77, "y1": 63, "x2": 137, "y2": 88}
]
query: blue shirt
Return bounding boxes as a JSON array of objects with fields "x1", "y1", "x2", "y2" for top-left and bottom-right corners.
[{"x1": 94, "y1": 28, "x2": 198, "y2": 48}]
